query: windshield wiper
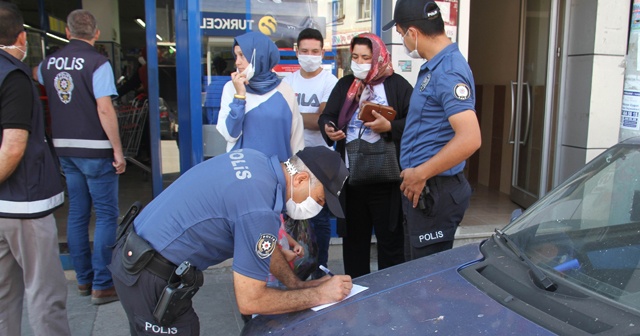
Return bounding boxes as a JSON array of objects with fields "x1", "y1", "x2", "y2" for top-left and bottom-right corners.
[{"x1": 494, "y1": 229, "x2": 557, "y2": 291}]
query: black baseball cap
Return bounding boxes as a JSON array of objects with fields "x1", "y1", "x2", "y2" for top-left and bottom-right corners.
[
  {"x1": 382, "y1": 0, "x2": 441, "y2": 31},
  {"x1": 296, "y1": 146, "x2": 348, "y2": 218}
]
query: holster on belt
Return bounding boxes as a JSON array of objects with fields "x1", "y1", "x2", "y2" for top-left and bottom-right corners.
[{"x1": 153, "y1": 261, "x2": 204, "y2": 326}]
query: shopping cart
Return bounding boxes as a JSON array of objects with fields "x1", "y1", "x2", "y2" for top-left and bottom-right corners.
[{"x1": 117, "y1": 98, "x2": 151, "y2": 173}]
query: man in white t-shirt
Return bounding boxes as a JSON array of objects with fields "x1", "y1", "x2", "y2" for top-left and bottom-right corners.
[{"x1": 283, "y1": 28, "x2": 338, "y2": 279}]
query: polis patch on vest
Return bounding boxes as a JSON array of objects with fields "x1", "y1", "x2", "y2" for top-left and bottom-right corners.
[
  {"x1": 54, "y1": 72, "x2": 74, "y2": 104},
  {"x1": 453, "y1": 83, "x2": 470, "y2": 100},
  {"x1": 256, "y1": 233, "x2": 277, "y2": 259}
]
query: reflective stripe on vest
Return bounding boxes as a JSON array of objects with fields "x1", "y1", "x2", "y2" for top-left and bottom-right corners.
[
  {"x1": 0, "y1": 191, "x2": 64, "y2": 215},
  {"x1": 53, "y1": 138, "x2": 113, "y2": 149}
]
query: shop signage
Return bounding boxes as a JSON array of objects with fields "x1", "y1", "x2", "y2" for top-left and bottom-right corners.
[
  {"x1": 331, "y1": 31, "x2": 368, "y2": 46},
  {"x1": 201, "y1": 12, "x2": 325, "y2": 41},
  {"x1": 201, "y1": 12, "x2": 255, "y2": 36}
]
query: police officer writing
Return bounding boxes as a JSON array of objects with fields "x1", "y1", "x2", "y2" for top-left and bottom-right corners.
[
  {"x1": 110, "y1": 146, "x2": 352, "y2": 335},
  {"x1": 383, "y1": 0, "x2": 481, "y2": 260}
]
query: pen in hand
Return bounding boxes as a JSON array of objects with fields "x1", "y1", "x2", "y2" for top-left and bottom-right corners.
[{"x1": 319, "y1": 265, "x2": 334, "y2": 277}]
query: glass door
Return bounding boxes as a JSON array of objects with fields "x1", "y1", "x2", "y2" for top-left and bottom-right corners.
[{"x1": 510, "y1": 0, "x2": 559, "y2": 208}]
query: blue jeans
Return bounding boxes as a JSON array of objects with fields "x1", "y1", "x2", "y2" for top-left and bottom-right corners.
[
  {"x1": 60, "y1": 157, "x2": 118, "y2": 290},
  {"x1": 309, "y1": 206, "x2": 331, "y2": 275}
]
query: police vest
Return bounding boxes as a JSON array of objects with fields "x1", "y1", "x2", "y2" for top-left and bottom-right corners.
[
  {"x1": 0, "y1": 50, "x2": 65, "y2": 218},
  {"x1": 40, "y1": 39, "x2": 113, "y2": 158}
]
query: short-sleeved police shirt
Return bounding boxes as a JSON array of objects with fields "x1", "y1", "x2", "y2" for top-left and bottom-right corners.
[
  {"x1": 0, "y1": 71, "x2": 33, "y2": 132},
  {"x1": 400, "y1": 43, "x2": 476, "y2": 175},
  {"x1": 134, "y1": 149, "x2": 285, "y2": 282}
]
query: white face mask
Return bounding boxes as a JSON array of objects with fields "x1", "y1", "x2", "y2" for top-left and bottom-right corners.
[
  {"x1": 138, "y1": 56, "x2": 146, "y2": 66},
  {"x1": 1, "y1": 41, "x2": 27, "y2": 62},
  {"x1": 298, "y1": 55, "x2": 323, "y2": 73},
  {"x1": 240, "y1": 49, "x2": 256, "y2": 82},
  {"x1": 286, "y1": 179, "x2": 324, "y2": 220},
  {"x1": 402, "y1": 30, "x2": 421, "y2": 59},
  {"x1": 351, "y1": 60, "x2": 371, "y2": 80},
  {"x1": 284, "y1": 161, "x2": 324, "y2": 220}
]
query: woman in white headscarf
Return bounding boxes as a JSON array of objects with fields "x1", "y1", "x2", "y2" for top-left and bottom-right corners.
[{"x1": 217, "y1": 32, "x2": 304, "y2": 161}]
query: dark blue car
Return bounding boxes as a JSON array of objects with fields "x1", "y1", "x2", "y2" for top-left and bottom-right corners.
[{"x1": 243, "y1": 137, "x2": 640, "y2": 335}]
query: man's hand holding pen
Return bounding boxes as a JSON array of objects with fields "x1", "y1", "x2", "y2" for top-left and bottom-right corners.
[
  {"x1": 304, "y1": 265, "x2": 351, "y2": 304},
  {"x1": 316, "y1": 274, "x2": 353, "y2": 304}
]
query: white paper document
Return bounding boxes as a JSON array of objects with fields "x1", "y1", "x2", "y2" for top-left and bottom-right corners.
[{"x1": 311, "y1": 284, "x2": 369, "y2": 311}]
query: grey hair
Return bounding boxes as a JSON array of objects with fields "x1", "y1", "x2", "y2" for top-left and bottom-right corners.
[
  {"x1": 288, "y1": 155, "x2": 318, "y2": 188},
  {"x1": 67, "y1": 10, "x2": 98, "y2": 40}
]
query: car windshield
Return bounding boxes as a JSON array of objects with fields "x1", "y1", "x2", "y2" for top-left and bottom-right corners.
[{"x1": 502, "y1": 143, "x2": 640, "y2": 312}]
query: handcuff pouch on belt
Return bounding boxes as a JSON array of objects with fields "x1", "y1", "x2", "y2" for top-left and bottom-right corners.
[
  {"x1": 153, "y1": 261, "x2": 204, "y2": 326},
  {"x1": 122, "y1": 230, "x2": 155, "y2": 275}
]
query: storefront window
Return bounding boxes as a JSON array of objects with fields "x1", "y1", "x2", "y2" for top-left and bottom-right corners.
[{"x1": 199, "y1": 0, "x2": 374, "y2": 88}]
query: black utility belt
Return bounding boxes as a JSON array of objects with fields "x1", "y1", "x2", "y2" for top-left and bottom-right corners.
[
  {"x1": 145, "y1": 250, "x2": 176, "y2": 281},
  {"x1": 429, "y1": 172, "x2": 464, "y2": 183},
  {"x1": 121, "y1": 230, "x2": 176, "y2": 281}
]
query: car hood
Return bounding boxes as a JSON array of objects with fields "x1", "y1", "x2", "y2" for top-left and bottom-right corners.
[{"x1": 242, "y1": 243, "x2": 553, "y2": 335}]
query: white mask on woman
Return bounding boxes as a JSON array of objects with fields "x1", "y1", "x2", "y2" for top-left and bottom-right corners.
[
  {"x1": 298, "y1": 55, "x2": 323, "y2": 73},
  {"x1": 351, "y1": 60, "x2": 371, "y2": 80},
  {"x1": 240, "y1": 49, "x2": 256, "y2": 81}
]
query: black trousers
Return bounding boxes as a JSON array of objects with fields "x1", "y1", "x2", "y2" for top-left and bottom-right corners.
[
  {"x1": 343, "y1": 182, "x2": 405, "y2": 278},
  {"x1": 402, "y1": 173, "x2": 472, "y2": 261},
  {"x1": 109, "y1": 242, "x2": 199, "y2": 335}
]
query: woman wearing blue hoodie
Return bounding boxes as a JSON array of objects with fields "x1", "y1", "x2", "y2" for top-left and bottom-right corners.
[{"x1": 217, "y1": 32, "x2": 304, "y2": 161}]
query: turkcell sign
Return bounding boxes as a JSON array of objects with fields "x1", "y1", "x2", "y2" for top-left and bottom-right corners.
[{"x1": 201, "y1": 12, "x2": 254, "y2": 36}]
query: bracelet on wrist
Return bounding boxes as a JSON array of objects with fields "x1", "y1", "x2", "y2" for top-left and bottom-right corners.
[{"x1": 234, "y1": 94, "x2": 246, "y2": 100}]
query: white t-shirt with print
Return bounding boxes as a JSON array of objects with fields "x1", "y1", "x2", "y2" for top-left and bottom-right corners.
[{"x1": 283, "y1": 70, "x2": 338, "y2": 148}]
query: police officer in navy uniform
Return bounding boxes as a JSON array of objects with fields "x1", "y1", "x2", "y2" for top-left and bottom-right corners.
[
  {"x1": 110, "y1": 146, "x2": 352, "y2": 335},
  {"x1": 383, "y1": 1, "x2": 481, "y2": 260},
  {"x1": 38, "y1": 9, "x2": 125, "y2": 305},
  {"x1": 0, "y1": 3, "x2": 71, "y2": 335}
]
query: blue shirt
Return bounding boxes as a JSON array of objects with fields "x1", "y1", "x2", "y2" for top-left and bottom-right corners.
[
  {"x1": 400, "y1": 43, "x2": 476, "y2": 175},
  {"x1": 134, "y1": 149, "x2": 285, "y2": 282}
]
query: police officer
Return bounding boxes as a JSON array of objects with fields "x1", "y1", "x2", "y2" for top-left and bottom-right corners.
[
  {"x1": 383, "y1": 0, "x2": 481, "y2": 260},
  {"x1": 0, "y1": 3, "x2": 70, "y2": 335},
  {"x1": 38, "y1": 9, "x2": 124, "y2": 305},
  {"x1": 110, "y1": 146, "x2": 352, "y2": 335}
]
